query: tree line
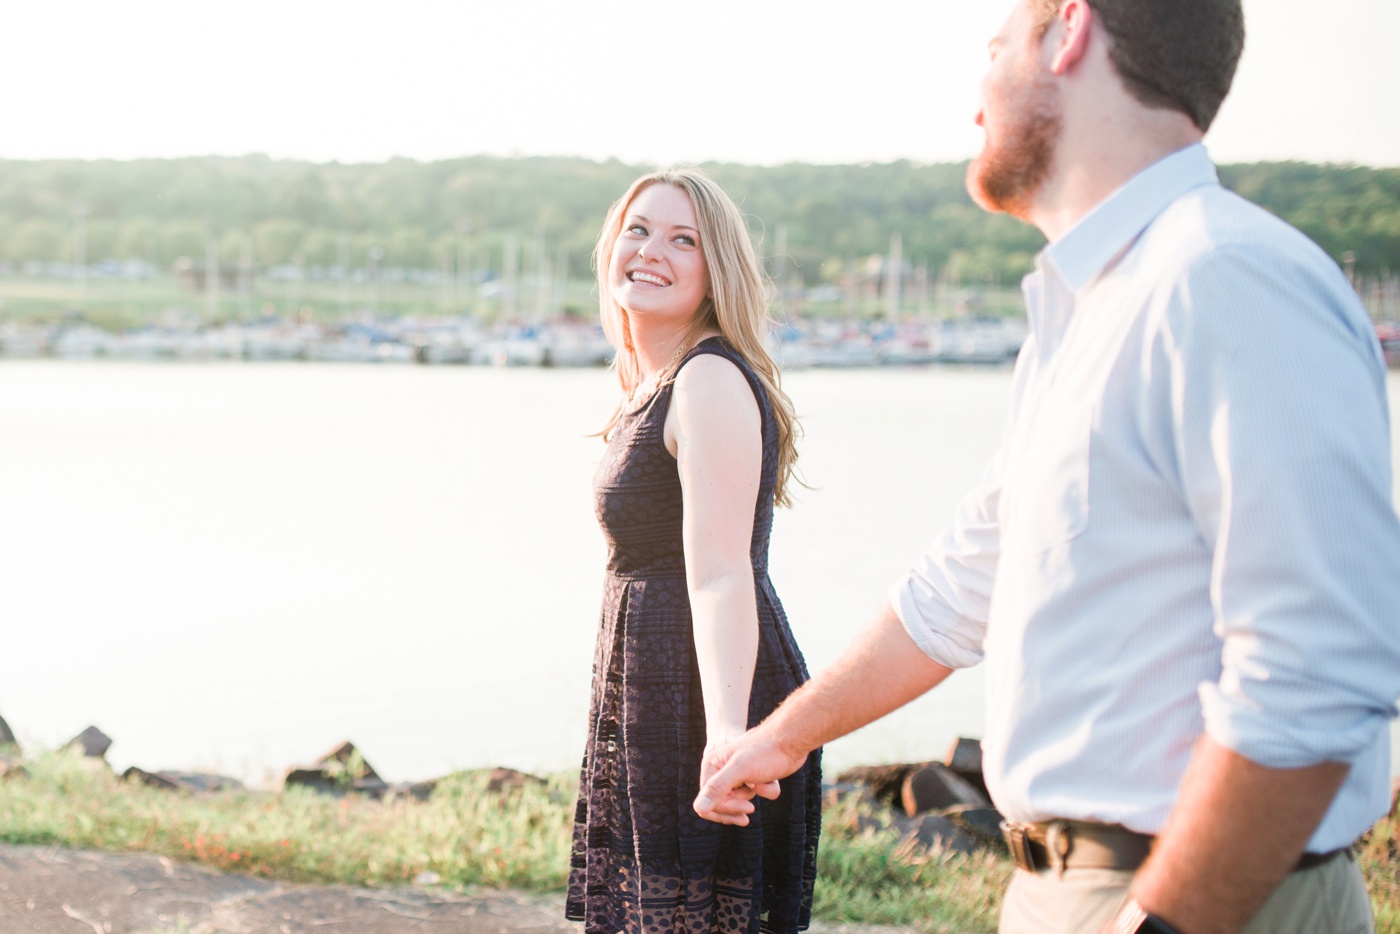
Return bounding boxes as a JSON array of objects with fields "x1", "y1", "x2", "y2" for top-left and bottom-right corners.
[{"x1": 0, "y1": 153, "x2": 1396, "y2": 287}]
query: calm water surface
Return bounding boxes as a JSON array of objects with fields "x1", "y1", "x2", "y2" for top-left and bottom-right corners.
[{"x1": 2, "y1": 362, "x2": 1397, "y2": 785}]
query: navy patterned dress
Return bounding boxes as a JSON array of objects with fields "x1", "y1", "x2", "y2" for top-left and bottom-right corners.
[{"x1": 567, "y1": 337, "x2": 822, "y2": 934}]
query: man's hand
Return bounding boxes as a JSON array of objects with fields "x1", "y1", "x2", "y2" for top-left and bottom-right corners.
[
  {"x1": 693, "y1": 601, "x2": 957, "y2": 825},
  {"x1": 693, "y1": 727, "x2": 803, "y2": 825}
]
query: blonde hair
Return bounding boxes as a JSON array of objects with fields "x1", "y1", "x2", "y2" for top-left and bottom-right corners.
[{"x1": 595, "y1": 168, "x2": 801, "y2": 508}]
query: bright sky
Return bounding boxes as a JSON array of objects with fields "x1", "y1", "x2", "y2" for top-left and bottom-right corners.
[{"x1": 3, "y1": 0, "x2": 1396, "y2": 167}]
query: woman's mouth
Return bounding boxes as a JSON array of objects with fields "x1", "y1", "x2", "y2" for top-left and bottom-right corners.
[{"x1": 628, "y1": 270, "x2": 670, "y2": 287}]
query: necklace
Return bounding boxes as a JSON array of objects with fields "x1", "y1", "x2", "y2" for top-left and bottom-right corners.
[{"x1": 628, "y1": 338, "x2": 692, "y2": 406}]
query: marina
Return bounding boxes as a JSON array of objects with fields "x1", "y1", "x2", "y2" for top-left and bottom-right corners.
[{"x1": 0, "y1": 313, "x2": 1031, "y2": 369}]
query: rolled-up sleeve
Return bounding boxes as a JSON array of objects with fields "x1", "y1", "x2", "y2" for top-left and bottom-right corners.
[
  {"x1": 889, "y1": 446, "x2": 1003, "y2": 671},
  {"x1": 1167, "y1": 246, "x2": 1400, "y2": 768}
]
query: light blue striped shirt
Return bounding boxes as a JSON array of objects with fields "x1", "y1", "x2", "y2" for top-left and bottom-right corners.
[{"x1": 892, "y1": 143, "x2": 1400, "y2": 850}]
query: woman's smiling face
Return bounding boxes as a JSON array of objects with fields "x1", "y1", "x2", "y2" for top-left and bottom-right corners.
[{"x1": 608, "y1": 183, "x2": 711, "y2": 324}]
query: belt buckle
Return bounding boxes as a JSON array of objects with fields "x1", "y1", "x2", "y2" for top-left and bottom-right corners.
[{"x1": 1000, "y1": 821, "x2": 1038, "y2": 872}]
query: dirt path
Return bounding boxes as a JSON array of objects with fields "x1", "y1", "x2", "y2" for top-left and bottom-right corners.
[
  {"x1": 0, "y1": 843, "x2": 574, "y2": 934},
  {"x1": 0, "y1": 844, "x2": 916, "y2": 934}
]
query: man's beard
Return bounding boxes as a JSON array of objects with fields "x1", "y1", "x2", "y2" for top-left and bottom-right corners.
[{"x1": 967, "y1": 71, "x2": 1061, "y2": 220}]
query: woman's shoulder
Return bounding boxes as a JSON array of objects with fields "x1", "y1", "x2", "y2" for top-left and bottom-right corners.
[
  {"x1": 684, "y1": 336, "x2": 767, "y2": 382},
  {"x1": 671, "y1": 339, "x2": 763, "y2": 418},
  {"x1": 681, "y1": 334, "x2": 734, "y2": 362},
  {"x1": 680, "y1": 335, "x2": 765, "y2": 385},
  {"x1": 673, "y1": 343, "x2": 751, "y2": 389}
]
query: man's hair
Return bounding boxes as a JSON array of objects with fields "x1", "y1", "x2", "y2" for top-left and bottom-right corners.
[{"x1": 1034, "y1": 0, "x2": 1244, "y2": 132}]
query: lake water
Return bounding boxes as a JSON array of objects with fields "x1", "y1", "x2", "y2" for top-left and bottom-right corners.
[{"x1": 2, "y1": 361, "x2": 1397, "y2": 786}]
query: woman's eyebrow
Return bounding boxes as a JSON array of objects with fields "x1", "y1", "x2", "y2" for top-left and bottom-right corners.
[{"x1": 628, "y1": 213, "x2": 699, "y2": 234}]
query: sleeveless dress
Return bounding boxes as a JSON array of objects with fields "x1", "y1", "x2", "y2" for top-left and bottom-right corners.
[{"x1": 566, "y1": 337, "x2": 822, "y2": 934}]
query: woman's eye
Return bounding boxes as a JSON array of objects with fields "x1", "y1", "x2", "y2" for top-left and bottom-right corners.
[
  {"x1": 675, "y1": 235, "x2": 695, "y2": 246},
  {"x1": 626, "y1": 223, "x2": 647, "y2": 236}
]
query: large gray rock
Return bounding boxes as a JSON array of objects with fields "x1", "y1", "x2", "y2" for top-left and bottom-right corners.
[
  {"x1": 122, "y1": 768, "x2": 245, "y2": 794},
  {"x1": 315, "y1": 740, "x2": 383, "y2": 781},
  {"x1": 900, "y1": 763, "x2": 991, "y2": 816},
  {"x1": 484, "y1": 766, "x2": 547, "y2": 794},
  {"x1": 943, "y1": 736, "x2": 990, "y2": 799},
  {"x1": 67, "y1": 726, "x2": 112, "y2": 759},
  {"x1": 283, "y1": 740, "x2": 386, "y2": 797},
  {"x1": 394, "y1": 778, "x2": 440, "y2": 802},
  {"x1": 944, "y1": 736, "x2": 982, "y2": 776},
  {"x1": 283, "y1": 768, "x2": 388, "y2": 798},
  {"x1": 832, "y1": 756, "x2": 1007, "y2": 858},
  {"x1": 0, "y1": 712, "x2": 17, "y2": 751},
  {"x1": 834, "y1": 762, "x2": 923, "y2": 809},
  {"x1": 891, "y1": 813, "x2": 979, "y2": 859},
  {"x1": 943, "y1": 805, "x2": 1007, "y2": 850}
]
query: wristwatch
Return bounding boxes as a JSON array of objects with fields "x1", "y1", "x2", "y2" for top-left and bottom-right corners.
[{"x1": 1107, "y1": 899, "x2": 1184, "y2": 934}]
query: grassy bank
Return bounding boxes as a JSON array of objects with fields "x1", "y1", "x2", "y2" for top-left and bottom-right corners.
[{"x1": 0, "y1": 751, "x2": 1395, "y2": 933}]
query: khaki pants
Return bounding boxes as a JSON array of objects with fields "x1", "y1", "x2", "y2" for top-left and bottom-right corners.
[{"x1": 998, "y1": 849, "x2": 1374, "y2": 934}]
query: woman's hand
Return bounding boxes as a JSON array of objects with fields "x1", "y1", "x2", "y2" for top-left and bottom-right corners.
[{"x1": 695, "y1": 727, "x2": 800, "y2": 825}]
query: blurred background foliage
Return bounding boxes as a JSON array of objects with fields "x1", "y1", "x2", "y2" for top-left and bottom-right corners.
[{"x1": 0, "y1": 155, "x2": 1396, "y2": 291}]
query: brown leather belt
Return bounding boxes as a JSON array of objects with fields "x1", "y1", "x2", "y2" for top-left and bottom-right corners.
[{"x1": 1000, "y1": 819, "x2": 1349, "y2": 874}]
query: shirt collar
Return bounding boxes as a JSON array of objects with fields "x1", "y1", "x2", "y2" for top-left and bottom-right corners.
[{"x1": 1042, "y1": 142, "x2": 1220, "y2": 293}]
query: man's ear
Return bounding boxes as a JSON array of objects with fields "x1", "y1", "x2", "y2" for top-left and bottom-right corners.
[{"x1": 1046, "y1": 0, "x2": 1094, "y2": 75}]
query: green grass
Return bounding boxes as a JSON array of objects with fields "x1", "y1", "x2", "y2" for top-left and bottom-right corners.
[
  {"x1": 0, "y1": 751, "x2": 573, "y2": 891},
  {"x1": 813, "y1": 794, "x2": 1009, "y2": 932},
  {"x1": 1, "y1": 751, "x2": 1396, "y2": 933}
]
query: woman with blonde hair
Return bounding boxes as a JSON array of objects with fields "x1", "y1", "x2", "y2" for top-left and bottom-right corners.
[{"x1": 566, "y1": 168, "x2": 821, "y2": 934}]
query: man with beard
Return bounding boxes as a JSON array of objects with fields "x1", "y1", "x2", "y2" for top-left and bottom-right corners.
[{"x1": 693, "y1": 1, "x2": 1400, "y2": 933}]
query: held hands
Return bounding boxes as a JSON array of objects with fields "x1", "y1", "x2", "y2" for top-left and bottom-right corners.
[{"x1": 693, "y1": 727, "x2": 804, "y2": 825}]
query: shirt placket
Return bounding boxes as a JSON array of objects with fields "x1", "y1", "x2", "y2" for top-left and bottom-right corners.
[{"x1": 1003, "y1": 272, "x2": 1079, "y2": 534}]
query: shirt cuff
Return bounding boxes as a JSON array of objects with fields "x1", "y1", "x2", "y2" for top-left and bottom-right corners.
[
  {"x1": 889, "y1": 575, "x2": 985, "y2": 670},
  {"x1": 1198, "y1": 680, "x2": 1395, "y2": 769}
]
